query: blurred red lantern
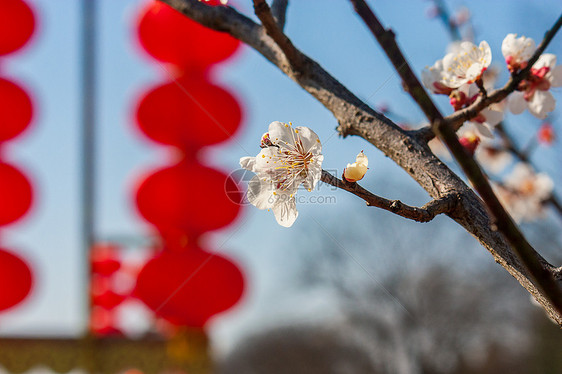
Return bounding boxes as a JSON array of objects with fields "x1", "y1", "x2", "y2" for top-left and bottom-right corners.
[
  {"x1": 137, "y1": 1, "x2": 239, "y2": 69},
  {"x1": 136, "y1": 75, "x2": 242, "y2": 150},
  {"x1": 0, "y1": 0, "x2": 35, "y2": 56},
  {"x1": 90, "y1": 306, "x2": 122, "y2": 336},
  {"x1": 0, "y1": 78, "x2": 33, "y2": 142},
  {"x1": 91, "y1": 243, "x2": 121, "y2": 276},
  {"x1": 91, "y1": 275, "x2": 127, "y2": 310},
  {"x1": 134, "y1": 246, "x2": 244, "y2": 327},
  {"x1": 135, "y1": 160, "x2": 242, "y2": 238},
  {"x1": 0, "y1": 247, "x2": 33, "y2": 312},
  {"x1": 0, "y1": 162, "x2": 33, "y2": 226}
]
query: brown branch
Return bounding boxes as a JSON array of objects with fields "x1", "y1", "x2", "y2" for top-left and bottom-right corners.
[
  {"x1": 350, "y1": 0, "x2": 562, "y2": 317},
  {"x1": 253, "y1": 0, "x2": 302, "y2": 69},
  {"x1": 321, "y1": 170, "x2": 459, "y2": 222},
  {"x1": 430, "y1": 0, "x2": 461, "y2": 41},
  {"x1": 349, "y1": 0, "x2": 444, "y2": 131},
  {"x1": 159, "y1": 0, "x2": 562, "y2": 325},
  {"x1": 271, "y1": 0, "x2": 288, "y2": 30}
]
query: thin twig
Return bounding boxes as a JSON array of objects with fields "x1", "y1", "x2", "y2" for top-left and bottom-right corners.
[
  {"x1": 321, "y1": 170, "x2": 458, "y2": 223},
  {"x1": 271, "y1": 0, "x2": 288, "y2": 30},
  {"x1": 350, "y1": 0, "x2": 562, "y2": 316},
  {"x1": 349, "y1": 0, "x2": 444, "y2": 127},
  {"x1": 253, "y1": 0, "x2": 302, "y2": 69},
  {"x1": 430, "y1": 0, "x2": 461, "y2": 41}
]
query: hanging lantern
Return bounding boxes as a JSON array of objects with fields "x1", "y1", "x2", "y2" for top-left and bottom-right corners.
[
  {"x1": 136, "y1": 75, "x2": 243, "y2": 150},
  {"x1": 0, "y1": 247, "x2": 33, "y2": 312},
  {"x1": 90, "y1": 243, "x2": 121, "y2": 276},
  {"x1": 134, "y1": 246, "x2": 244, "y2": 327},
  {"x1": 137, "y1": 1, "x2": 239, "y2": 69},
  {"x1": 0, "y1": 162, "x2": 33, "y2": 226},
  {"x1": 135, "y1": 160, "x2": 242, "y2": 239},
  {"x1": 0, "y1": 0, "x2": 35, "y2": 56},
  {"x1": 0, "y1": 78, "x2": 33, "y2": 142}
]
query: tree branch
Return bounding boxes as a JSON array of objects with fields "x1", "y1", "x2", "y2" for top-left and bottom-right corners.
[
  {"x1": 430, "y1": 0, "x2": 461, "y2": 41},
  {"x1": 349, "y1": 0, "x2": 562, "y2": 317},
  {"x1": 253, "y1": 0, "x2": 302, "y2": 69},
  {"x1": 158, "y1": 0, "x2": 562, "y2": 325},
  {"x1": 321, "y1": 170, "x2": 459, "y2": 223},
  {"x1": 271, "y1": 0, "x2": 288, "y2": 30}
]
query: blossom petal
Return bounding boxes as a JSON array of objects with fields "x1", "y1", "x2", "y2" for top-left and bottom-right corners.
[
  {"x1": 253, "y1": 147, "x2": 282, "y2": 172},
  {"x1": 528, "y1": 90, "x2": 555, "y2": 119},
  {"x1": 508, "y1": 91, "x2": 527, "y2": 115},
  {"x1": 240, "y1": 157, "x2": 256, "y2": 171},
  {"x1": 302, "y1": 154, "x2": 323, "y2": 191},
  {"x1": 550, "y1": 65, "x2": 562, "y2": 87},
  {"x1": 295, "y1": 126, "x2": 322, "y2": 155},
  {"x1": 247, "y1": 175, "x2": 276, "y2": 210},
  {"x1": 502, "y1": 34, "x2": 535, "y2": 62},
  {"x1": 476, "y1": 123, "x2": 494, "y2": 138},
  {"x1": 272, "y1": 196, "x2": 298, "y2": 227},
  {"x1": 481, "y1": 107, "x2": 503, "y2": 127},
  {"x1": 533, "y1": 53, "x2": 556, "y2": 69},
  {"x1": 479, "y1": 40, "x2": 492, "y2": 66},
  {"x1": 268, "y1": 121, "x2": 296, "y2": 147}
]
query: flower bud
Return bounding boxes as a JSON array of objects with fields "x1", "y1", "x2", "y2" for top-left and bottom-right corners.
[
  {"x1": 459, "y1": 132, "x2": 480, "y2": 155},
  {"x1": 343, "y1": 151, "x2": 369, "y2": 182},
  {"x1": 538, "y1": 123, "x2": 555, "y2": 145}
]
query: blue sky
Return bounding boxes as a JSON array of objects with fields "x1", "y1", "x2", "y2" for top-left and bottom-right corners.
[{"x1": 1, "y1": 0, "x2": 561, "y2": 352}]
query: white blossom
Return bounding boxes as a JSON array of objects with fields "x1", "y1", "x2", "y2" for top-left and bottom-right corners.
[
  {"x1": 240, "y1": 121, "x2": 323, "y2": 227},
  {"x1": 422, "y1": 59, "x2": 453, "y2": 95},
  {"x1": 495, "y1": 164, "x2": 553, "y2": 222},
  {"x1": 502, "y1": 34, "x2": 536, "y2": 72},
  {"x1": 509, "y1": 53, "x2": 562, "y2": 119},
  {"x1": 441, "y1": 41, "x2": 492, "y2": 88},
  {"x1": 343, "y1": 151, "x2": 369, "y2": 182}
]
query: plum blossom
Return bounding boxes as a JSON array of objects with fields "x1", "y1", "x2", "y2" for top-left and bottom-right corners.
[
  {"x1": 458, "y1": 131, "x2": 480, "y2": 155},
  {"x1": 440, "y1": 41, "x2": 492, "y2": 88},
  {"x1": 494, "y1": 164, "x2": 553, "y2": 222},
  {"x1": 422, "y1": 59, "x2": 453, "y2": 95},
  {"x1": 240, "y1": 121, "x2": 323, "y2": 227},
  {"x1": 475, "y1": 145, "x2": 512, "y2": 174},
  {"x1": 508, "y1": 53, "x2": 562, "y2": 119},
  {"x1": 452, "y1": 85, "x2": 503, "y2": 138},
  {"x1": 537, "y1": 122, "x2": 555, "y2": 145},
  {"x1": 343, "y1": 151, "x2": 369, "y2": 182},
  {"x1": 502, "y1": 34, "x2": 536, "y2": 72}
]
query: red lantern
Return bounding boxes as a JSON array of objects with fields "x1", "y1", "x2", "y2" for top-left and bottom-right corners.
[
  {"x1": 90, "y1": 306, "x2": 122, "y2": 336},
  {"x1": 137, "y1": 1, "x2": 239, "y2": 69},
  {"x1": 91, "y1": 243, "x2": 121, "y2": 276},
  {"x1": 0, "y1": 78, "x2": 33, "y2": 142},
  {"x1": 134, "y1": 246, "x2": 244, "y2": 327},
  {"x1": 136, "y1": 75, "x2": 242, "y2": 150},
  {"x1": 0, "y1": 247, "x2": 33, "y2": 312},
  {"x1": 0, "y1": 162, "x2": 33, "y2": 226},
  {"x1": 91, "y1": 276, "x2": 126, "y2": 310},
  {"x1": 0, "y1": 0, "x2": 35, "y2": 56},
  {"x1": 135, "y1": 160, "x2": 242, "y2": 238}
]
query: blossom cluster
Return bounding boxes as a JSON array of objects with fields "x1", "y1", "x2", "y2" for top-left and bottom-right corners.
[{"x1": 423, "y1": 33, "x2": 560, "y2": 222}]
